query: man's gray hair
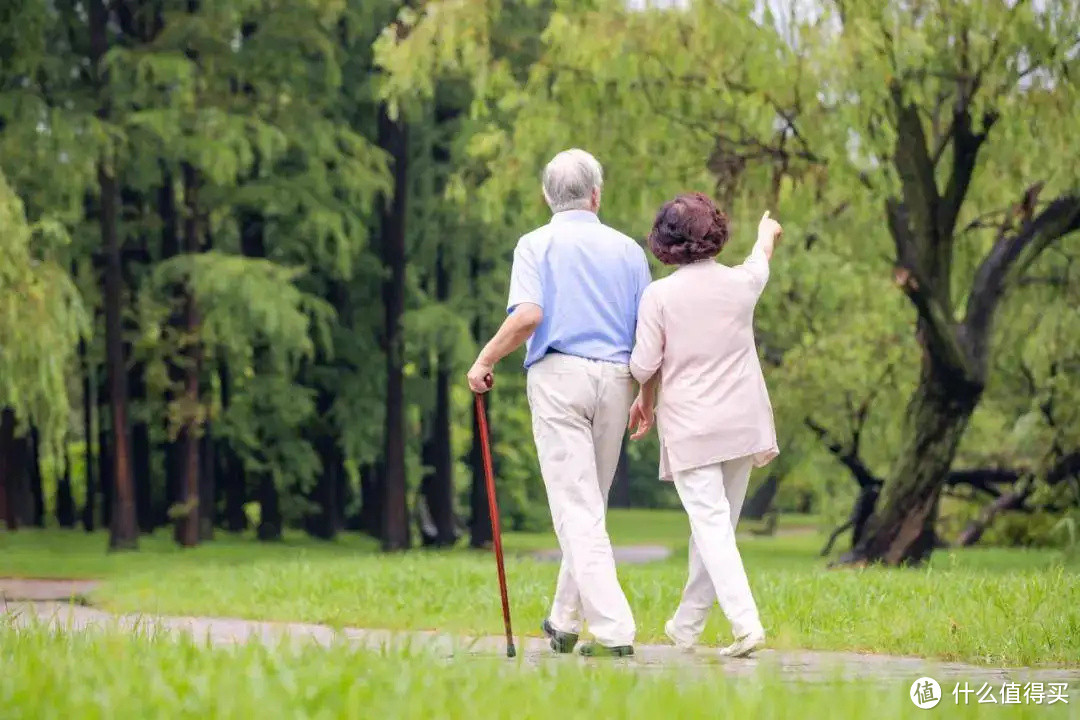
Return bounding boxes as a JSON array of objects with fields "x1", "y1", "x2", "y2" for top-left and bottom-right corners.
[{"x1": 542, "y1": 149, "x2": 603, "y2": 213}]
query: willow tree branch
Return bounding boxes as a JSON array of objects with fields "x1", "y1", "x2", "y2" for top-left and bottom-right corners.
[{"x1": 963, "y1": 194, "x2": 1080, "y2": 364}]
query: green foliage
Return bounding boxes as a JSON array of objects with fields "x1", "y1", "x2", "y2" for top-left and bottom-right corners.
[
  {"x1": 145, "y1": 252, "x2": 332, "y2": 371},
  {"x1": 0, "y1": 171, "x2": 88, "y2": 459},
  {"x1": 377, "y1": 0, "x2": 1080, "y2": 548},
  {"x1": 4, "y1": 0, "x2": 1079, "y2": 549}
]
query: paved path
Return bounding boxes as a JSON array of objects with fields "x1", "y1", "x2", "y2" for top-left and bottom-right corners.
[
  {"x1": 531, "y1": 545, "x2": 672, "y2": 564},
  {"x1": 0, "y1": 578, "x2": 99, "y2": 602},
  {"x1": 7, "y1": 601, "x2": 1079, "y2": 686}
]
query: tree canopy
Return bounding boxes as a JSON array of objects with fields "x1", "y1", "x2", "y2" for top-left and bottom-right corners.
[{"x1": 0, "y1": 0, "x2": 1077, "y2": 561}]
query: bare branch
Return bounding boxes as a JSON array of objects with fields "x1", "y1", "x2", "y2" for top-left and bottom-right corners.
[
  {"x1": 804, "y1": 417, "x2": 882, "y2": 490},
  {"x1": 890, "y1": 84, "x2": 941, "y2": 250},
  {"x1": 955, "y1": 475, "x2": 1035, "y2": 547},
  {"x1": 945, "y1": 467, "x2": 1020, "y2": 495},
  {"x1": 820, "y1": 518, "x2": 854, "y2": 557},
  {"x1": 964, "y1": 194, "x2": 1080, "y2": 365},
  {"x1": 889, "y1": 203, "x2": 972, "y2": 379},
  {"x1": 938, "y1": 109, "x2": 998, "y2": 239},
  {"x1": 1046, "y1": 452, "x2": 1080, "y2": 487}
]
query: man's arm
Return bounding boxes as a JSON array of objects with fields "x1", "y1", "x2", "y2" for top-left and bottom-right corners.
[
  {"x1": 467, "y1": 237, "x2": 544, "y2": 393},
  {"x1": 467, "y1": 303, "x2": 542, "y2": 393}
]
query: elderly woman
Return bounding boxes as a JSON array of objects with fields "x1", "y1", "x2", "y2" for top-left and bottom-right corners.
[{"x1": 628, "y1": 193, "x2": 781, "y2": 658}]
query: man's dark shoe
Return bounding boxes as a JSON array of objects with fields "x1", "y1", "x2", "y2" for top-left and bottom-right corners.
[
  {"x1": 541, "y1": 619, "x2": 579, "y2": 654},
  {"x1": 578, "y1": 642, "x2": 634, "y2": 658}
]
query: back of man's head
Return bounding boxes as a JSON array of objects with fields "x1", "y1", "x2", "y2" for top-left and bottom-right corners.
[{"x1": 542, "y1": 149, "x2": 603, "y2": 213}]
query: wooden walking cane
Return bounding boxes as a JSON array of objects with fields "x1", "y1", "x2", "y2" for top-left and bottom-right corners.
[{"x1": 474, "y1": 375, "x2": 516, "y2": 658}]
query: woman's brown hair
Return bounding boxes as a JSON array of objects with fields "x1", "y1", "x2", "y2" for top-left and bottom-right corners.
[{"x1": 647, "y1": 192, "x2": 730, "y2": 265}]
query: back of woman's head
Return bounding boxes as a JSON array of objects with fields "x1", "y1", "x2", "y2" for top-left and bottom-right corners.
[{"x1": 647, "y1": 192, "x2": 730, "y2": 265}]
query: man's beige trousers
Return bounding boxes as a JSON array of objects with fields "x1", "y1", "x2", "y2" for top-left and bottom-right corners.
[{"x1": 527, "y1": 353, "x2": 636, "y2": 647}]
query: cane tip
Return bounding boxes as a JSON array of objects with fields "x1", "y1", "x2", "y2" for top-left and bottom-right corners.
[{"x1": 506, "y1": 643, "x2": 517, "y2": 658}]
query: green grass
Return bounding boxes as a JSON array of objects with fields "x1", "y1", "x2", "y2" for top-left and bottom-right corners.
[
  {"x1": 507, "y1": 507, "x2": 699, "y2": 550},
  {"x1": 3, "y1": 622, "x2": 1074, "y2": 720},
  {"x1": 2, "y1": 515, "x2": 1078, "y2": 667}
]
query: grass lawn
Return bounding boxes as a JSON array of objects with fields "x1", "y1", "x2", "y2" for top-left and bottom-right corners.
[
  {"x1": 2, "y1": 511, "x2": 1078, "y2": 667},
  {"x1": 3, "y1": 622, "x2": 1074, "y2": 720}
]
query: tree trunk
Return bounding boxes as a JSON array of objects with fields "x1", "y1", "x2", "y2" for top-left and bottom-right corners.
[
  {"x1": 306, "y1": 384, "x2": 340, "y2": 541},
  {"x1": 850, "y1": 484, "x2": 881, "y2": 547},
  {"x1": 119, "y1": 183, "x2": 153, "y2": 533},
  {"x1": 420, "y1": 365, "x2": 458, "y2": 547},
  {"x1": 171, "y1": 311, "x2": 201, "y2": 549},
  {"x1": 304, "y1": 377, "x2": 336, "y2": 539},
  {"x1": 159, "y1": 171, "x2": 183, "y2": 528},
  {"x1": 377, "y1": 105, "x2": 410, "y2": 552},
  {"x1": 7, "y1": 434, "x2": 35, "y2": 527},
  {"x1": 358, "y1": 463, "x2": 383, "y2": 538},
  {"x1": 174, "y1": 163, "x2": 202, "y2": 548},
  {"x1": 199, "y1": 425, "x2": 215, "y2": 540},
  {"x1": 91, "y1": 0, "x2": 138, "y2": 552},
  {"x1": 98, "y1": 384, "x2": 112, "y2": 530},
  {"x1": 80, "y1": 339, "x2": 97, "y2": 532},
  {"x1": 221, "y1": 446, "x2": 246, "y2": 533},
  {"x1": 742, "y1": 473, "x2": 780, "y2": 521},
  {"x1": 128, "y1": 362, "x2": 154, "y2": 532},
  {"x1": 468, "y1": 261, "x2": 492, "y2": 549},
  {"x1": 335, "y1": 459, "x2": 350, "y2": 534},
  {"x1": 235, "y1": 210, "x2": 280, "y2": 542},
  {"x1": 256, "y1": 474, "x2": 282, "y2": 541},
  {"x1": 610, "y1": 437, "x2": 631, "y2": 509},
  {"x1": 128, "y1": 361, "x2": 154, "y2": 533},
  {"x1": 845, "y1": 372, "x2": 979, "y2": 566},
  {"x1": 162, "y1": 420, "x2": 182, "y2": 527},
  {"x1": 0, "y1": 409, "x2": 17, "y2": 530},
  {"x1": 431, "y1": 243, "x2": 459, "y2": 545},
  {"x1": 7, "y1": 434, "x2": 34, "y2": 527},
  {"x1": 57, "y1": 450, "x2": 77, "y2": 528},
  {"x1": 822, "y1": 483, "x2": 881, "y2": 558},
  {"x1": 308, "y1": 433, "x2": 341, "y2": 541},
  {"x1": 218, "y1": 361, "x2": 247, "y2": 533},
  {"x1": 28, "y1": 428, "x2": 45, "y2": 527},
  {"x1": 221, "y1": 452, "x2": 246, "y2": 532}
]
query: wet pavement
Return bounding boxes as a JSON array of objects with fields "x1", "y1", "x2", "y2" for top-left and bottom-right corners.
[{"x1": 8, "y1": 601, "x2": 1079, "y2": 687}]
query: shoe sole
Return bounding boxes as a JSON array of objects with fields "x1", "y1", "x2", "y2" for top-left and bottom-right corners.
[
  {"x1": 721, "y1": 646, "x2": 761, "y2": 659},
  {"x1": 718, "y1": 636, "x2": 765, "y2": 658},
  {"x1": 541, "y1": 620, "x2": 578, "y2": 654},
  {"x1": 579, "y1": 644, "x2": 634, "y2": 658}
]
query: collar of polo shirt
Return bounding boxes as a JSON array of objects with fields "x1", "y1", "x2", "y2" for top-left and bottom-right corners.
[{"x1": 551, "y1": 209, "x2": 600, "y2": 223}]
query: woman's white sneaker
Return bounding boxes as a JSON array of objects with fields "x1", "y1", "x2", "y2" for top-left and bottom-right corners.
[{"x1": 717, "y1": 629, "x2": 765, "y2": 658}]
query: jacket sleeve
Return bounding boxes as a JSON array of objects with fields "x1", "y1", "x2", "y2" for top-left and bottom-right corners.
[{"x1": 629, "y1": 284, "x2": 663, "y2": 384}]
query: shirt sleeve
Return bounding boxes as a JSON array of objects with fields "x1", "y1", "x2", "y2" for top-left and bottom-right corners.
[
  {"x1": 738, "y1": 237, "x2": 771, "y2": 296},
  {"x1": 629, "y1": 284, "x2": 663, "y2": 384},
  {"x1": 633, "y1": 250, "x2": 652, "y2": 311},
  {"x1": 506, "y1": 238, "x2": 543, "y2": 313}
]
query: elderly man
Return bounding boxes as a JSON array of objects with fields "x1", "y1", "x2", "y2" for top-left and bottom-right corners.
[{"x1": 467, "y1": 148, "x2": 651, "y2": 657}]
